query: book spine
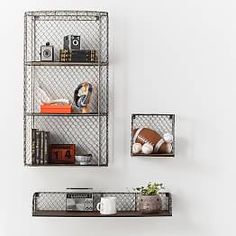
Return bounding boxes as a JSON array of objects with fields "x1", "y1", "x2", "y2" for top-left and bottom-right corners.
[
  {"x1": 40, "y1": 131, "x2": 45, "y2": 165},
  {"x1": 44, "y1": 131, "x2": 50, "y2": 164},
  {"x1": 31, "y1": 129, "x2": 37, "y2": 165},
  {"x1": 35, "y1": 130, "x2": 41, "y2": 165}
]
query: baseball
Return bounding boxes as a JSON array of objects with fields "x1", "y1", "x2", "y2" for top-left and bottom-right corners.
[
  {"x1": 132, "y1": 143, "x2": 142, "y2": 154},
  {"x1": 163, "y1": 133, "x2": 173, "y2": 143},
  {"x1": 142, "y1": 143, "x2": 153, "y2": 155}
]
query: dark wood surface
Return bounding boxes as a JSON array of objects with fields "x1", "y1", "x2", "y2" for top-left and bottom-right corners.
[
  {"x1": 132, "y1": 153, "x2": 174, "y2": 157},
  {"x1": 26, "y1": 61, "x2": 108, "y2": 66},
  {"x1": 26, "y1": 112, "x2": 108, "y2": 117},
  {"x1": 27, "y1": 163, "x2": 108, "y2": 167},
  {"x1": 33, "y1": 210, "x2": 172, "y2": 217}
]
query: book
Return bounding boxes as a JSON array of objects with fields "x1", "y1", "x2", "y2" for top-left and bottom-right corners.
[
  {"x1": 44, "y1": 131, "x2": 50, "y2": 164},
  {"x1": 35, "y1": 130, "x2": 41, "y2": 165},
  {"x1": 40, "y1": 131, "x2": 45, "y2": 164},
  {"x1": 31, "y1": 129, "x2": 37, "y2": 165}
]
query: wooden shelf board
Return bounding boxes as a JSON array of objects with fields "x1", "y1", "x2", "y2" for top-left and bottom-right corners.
[
  {"x1": 33, "y1": 210, "x2": 172, "y2": 217},
  {"x1": 26, "y1": 61, "x2": 108, "y2": 66},
  {"x1": 26, "y1": 163, "x2": 108, "y2": 167},
  {"x1": 132, "y1": 153, "x2": 174, "y2": 158},
  {"x1": 26, "y1": 112, "x2": 107, "y2": 117}
]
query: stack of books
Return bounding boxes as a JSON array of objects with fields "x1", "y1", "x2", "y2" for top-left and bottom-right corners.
[{"x1": 31, "y1": 129, "x2": 50, "y2": 165}]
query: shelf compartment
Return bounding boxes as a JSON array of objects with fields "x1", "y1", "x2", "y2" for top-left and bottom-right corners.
[
  {"x1": 131, "y1": 114, "x2": 175, "y2": 157},
  {"x1": 24, "y1": 11, "x2": 108, "y2": 63},
  {"x1": 32, "y1": 192, "x2": 172, "y2": 217},
  {"x1": 24, "y1": 115, "x2": 108, "y2": 166},
  {"x1": 24, "y1": 66, "x2": 108, "y2": 114},
  {"x1": 25, "y1": 61, "x2": 108, "y2": 66}
]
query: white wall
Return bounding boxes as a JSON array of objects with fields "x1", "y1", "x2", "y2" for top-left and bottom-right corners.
[{"x1": 0, "y1": 0, "x2": 236, "y2": 235}]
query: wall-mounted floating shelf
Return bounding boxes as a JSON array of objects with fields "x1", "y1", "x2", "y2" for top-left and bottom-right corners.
[
  {"x1": 131, "y1": 114, "x2": 175, "y2": 157},
  {"x1": 32, "y1": 192, "x2": 172, "y2": 217},
  {"x1": 23, "y1": 11, "x2": 109, "y2": 167}
]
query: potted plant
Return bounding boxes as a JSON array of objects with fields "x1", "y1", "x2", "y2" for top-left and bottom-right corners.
[{"x1": 134, "y1": 182, "x2": 164, "y2": 214}]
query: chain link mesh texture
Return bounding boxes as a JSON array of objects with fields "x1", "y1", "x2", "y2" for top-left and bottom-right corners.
[
  {"x1": 33, "y1": 192, "x2": 171, "y2": 213},
  {"x1": 24, "y1": 11, "x2": 109, "y2": 166},
  {"x1": 131, "y1": 114, "x2": 175, "y2": 156},
  {"x1": 25, "y1": 11, "x2": 108, "y2": 63}
]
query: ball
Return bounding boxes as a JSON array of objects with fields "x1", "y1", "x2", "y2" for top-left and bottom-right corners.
[
  {"x1": 163, "y1": 133, "x2": 173, "y2": 143},
  {"x1": 142, "y1": 143, "x2": 153, "y2": 154},
  {"x1": 132, "y1": 143, "x2": 142, "y2": 154},
  {"x1": 132, "y1": 128, "x2": 173, "y2": 154}
]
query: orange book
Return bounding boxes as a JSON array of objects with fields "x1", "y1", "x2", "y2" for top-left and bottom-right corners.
[{"x1": 40, "y1": 104, "x2": 72, "y2": 114}]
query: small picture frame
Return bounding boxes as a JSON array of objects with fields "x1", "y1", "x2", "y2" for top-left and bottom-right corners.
[{"x1": 66, "y1": 192, "x2": 94, "y2": 211}]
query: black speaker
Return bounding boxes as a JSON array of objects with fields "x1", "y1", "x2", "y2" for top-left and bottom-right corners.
[{"x1": 63, "y1": 35, "x2": 80, "y2": 51}]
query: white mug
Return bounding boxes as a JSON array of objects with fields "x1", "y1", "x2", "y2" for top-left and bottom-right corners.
[{"x1": 96, "y1": 197, "x2": 117, "y2": 215}]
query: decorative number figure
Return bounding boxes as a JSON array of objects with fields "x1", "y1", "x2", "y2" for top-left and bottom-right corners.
[{"x1": 50, "y1": 144, "x2": 75, "y2": 164}]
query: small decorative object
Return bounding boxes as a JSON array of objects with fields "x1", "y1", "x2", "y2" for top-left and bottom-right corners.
[
  {"x1": 60, "y1": 49, "x2": 71, "y2": 62},
  {"x1": 37, "y1": 84, "x2": 70, "y2": 105},
  {"x1": 97, "y1": 197, "x2": 117, "y2": 215},
  {"x1": 64, "y1": 35, "x2": 81, "y2": 51},
  {"x1": 132, "y1": 143, "x2": 142, "y2": 154},
  {"x1": 40, "y1": 42, "x2": 54, "y2": 61},
  {"x1": 132, "y1": 128, "x2": 173, "y2": 154},
  {"x1": 141, "y1": 143, "x2": 153, "y2": 155},
  {"x1": 75, "y1": 154, "x2": 92, "y2": 165},
  {"x1": 135, "y1": 182, "x2": 164, "y2": 214},
  {"x1": 74, "y1": 82, "x2": 93, "y2": 113},
  {"x1": 66, "y1": 192, "x2": 93, "y2": 211},
  {"x1": 50, "y1": 144, "x2": 75, "y2": 164}
]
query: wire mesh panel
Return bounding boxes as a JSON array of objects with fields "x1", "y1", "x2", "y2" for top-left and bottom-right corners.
[
  {"x1": 131, "y1": 114, "x2": 175, "y2": 157},
  {"x1": 25, "y1": 11, "x2": 108, "y2": 63},
  {"x1": 32, "y1": 192, "x2": 172, "y2": 216},
  {"x1": 24, "y1": 11, "x2": 109, "y2": 166},
  {"x1": 101, "y1": 193, "x2": 136, "y2": 211},
  {"x1": 34, "y1": 192, "x2": 66, "y2": 211}
]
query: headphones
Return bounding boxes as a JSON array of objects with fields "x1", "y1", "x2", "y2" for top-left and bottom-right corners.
[{"x1": 74, "y1": 82, "x2": 93, "y2": 109}]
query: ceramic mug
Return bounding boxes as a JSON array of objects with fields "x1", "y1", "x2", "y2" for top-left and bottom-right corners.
[{"x1": 96, "y1": 197, "x2": 117, "y2": 215}]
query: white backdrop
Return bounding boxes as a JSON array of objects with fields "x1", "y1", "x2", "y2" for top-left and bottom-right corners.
[{"x1": 0, "y1": 0, "x2": 236, "y2": 235}]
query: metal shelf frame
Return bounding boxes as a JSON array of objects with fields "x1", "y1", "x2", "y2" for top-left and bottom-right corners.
[
  {"x1": 32, "y1": 191, "x2": 172, "y2": 217},
  {"x1": 23, "y1": 11, "x2": 109, "y2": 166},
  {"x1": 131, "y1": 114, "x2": 175, "y2": 157}
]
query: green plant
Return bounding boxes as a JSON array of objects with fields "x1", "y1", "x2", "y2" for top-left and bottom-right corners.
[{"x1": 134, "y1": 182, "x2": 164, "y2": 196}]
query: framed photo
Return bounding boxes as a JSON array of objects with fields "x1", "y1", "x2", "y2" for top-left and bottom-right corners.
[{"x1": 66, "y1": 192, "x2": 93, "y2": 211}]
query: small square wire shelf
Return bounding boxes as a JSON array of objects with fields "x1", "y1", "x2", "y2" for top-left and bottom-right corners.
[
  {"x1": 131, "y1": 114, "x2": 175, "y2": 157},
  {"x1": 32, "y1": 191, "x2": 172, "y2": 217}
]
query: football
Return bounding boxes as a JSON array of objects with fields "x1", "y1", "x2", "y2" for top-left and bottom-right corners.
[{"x1": 132, "y1": 128, "x2": 173, "y2": 154}]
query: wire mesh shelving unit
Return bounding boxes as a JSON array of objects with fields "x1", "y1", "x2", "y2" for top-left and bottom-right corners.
[
  {"x1": 32, "y1": 191, "x2": 172, "y2": 217},
  {"x1": 24, "y1": 11, "x2": 109, "y2": 166},
  {"x1": 131, "y1": 114, "x2": 175, "y2": 157}
]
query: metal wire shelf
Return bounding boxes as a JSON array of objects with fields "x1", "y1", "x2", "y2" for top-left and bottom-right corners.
[
  {"x1": 131, "y1": 114, "x2": 175, "y2": 157},
  {"x1": 32, "y1": 191, "x2": 172, "y2": 217},
  {"x1": 26, "y1": 112, "x2": 108, "y2": 117},
  {"x1": 24, "y1": 11, "x2": 109, "y2": 166},
  {"x1": 25, "y1": 61, "x2": 108, "y2": 66}
]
